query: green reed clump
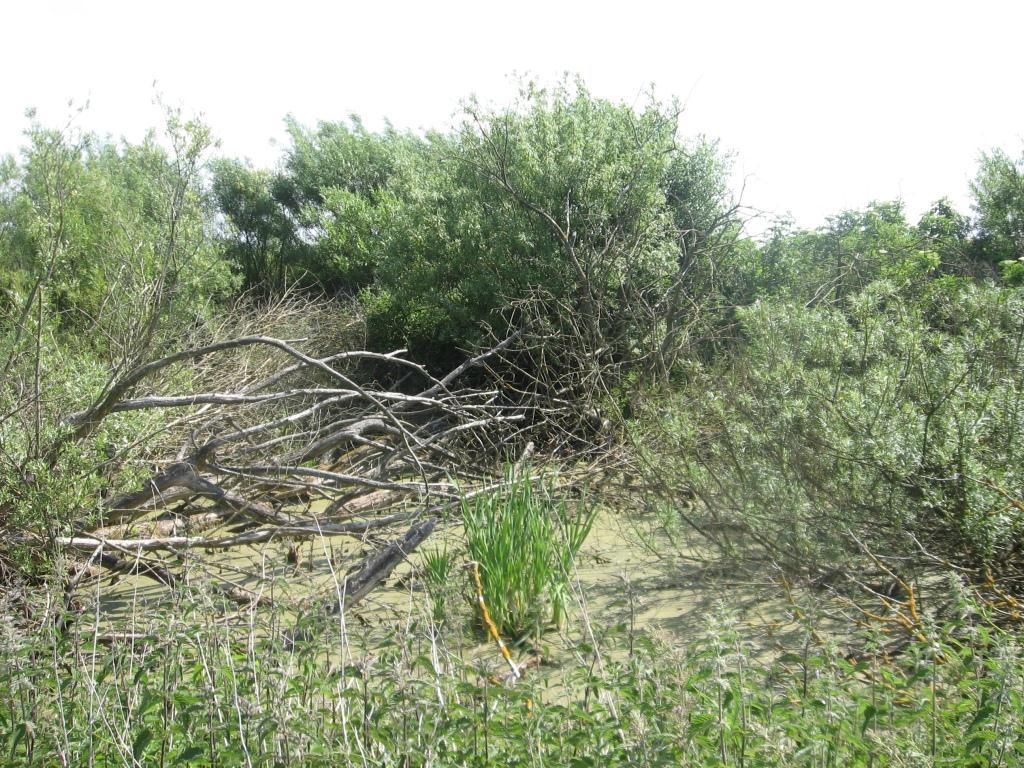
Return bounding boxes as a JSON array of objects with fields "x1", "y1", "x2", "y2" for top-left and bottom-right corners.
[
  {"x1": 421, "y1": 543, "x2": 454, "y2": 624},
  {"x1": 462, "y1": 470, "x2": 595, "y2": 641}
]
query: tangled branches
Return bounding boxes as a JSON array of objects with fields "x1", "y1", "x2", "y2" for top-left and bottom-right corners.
[{"x1": 5, "y1": 328, "x2": 538, "y2": 615}]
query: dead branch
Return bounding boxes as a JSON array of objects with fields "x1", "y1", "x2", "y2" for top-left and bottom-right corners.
[{"x1": 327, "y1": 517, "x2": 436, "y2": 612}]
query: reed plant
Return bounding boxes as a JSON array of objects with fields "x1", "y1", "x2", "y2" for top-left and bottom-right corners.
[
  {"x1": 462, "y1": 469, "x2": 596, "y2": 641},
  {"x1": 420, "y1": 543, "x2": 454, "y2": 624}
]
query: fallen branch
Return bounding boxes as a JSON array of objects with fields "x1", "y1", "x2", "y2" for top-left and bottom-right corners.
[
  {"x1": 57, "y1": 510, "x2": 424, "y2": 553},
  {"x1": 328, "y1": 517, "x2": 437, "y2": 613},
  {"x1": 284, "y1": 517, "x2": 437, "y2": 647}
]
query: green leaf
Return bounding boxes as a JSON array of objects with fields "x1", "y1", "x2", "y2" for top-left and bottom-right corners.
[
  {"x1": 174, "y1": 746, "x2": 205, "y2": 764},
  {"x1": 861, "y1": 703, "x2": 878, "y2": 735},
  {"x1": 132, "y1": 728, "x2": 153, "y2": 761}
]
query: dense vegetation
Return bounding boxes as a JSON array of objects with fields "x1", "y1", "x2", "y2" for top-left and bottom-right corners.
[{"x1": 2, "y1": 80, "x2": 1024, "y2": 765}]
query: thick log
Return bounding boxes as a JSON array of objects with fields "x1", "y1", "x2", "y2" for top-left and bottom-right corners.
[
  {"x1": 81, "y1": 552, "x2": 273, "y2": 608},
  {"x1": 329, "y1": 517, "x2": 437, "y2": 612},
  {"x1": 287, "y1": 417, "x2": 396, "y2": 463},
  {"x1": 323, "y1": 488, "x2": 410, "y2": 517},
  {"x1": 283, "y1": 517, "x2": 436, "y2": 647}
]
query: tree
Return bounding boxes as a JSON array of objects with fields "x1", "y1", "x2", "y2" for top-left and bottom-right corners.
[
  {"x1": 210, "y1": 159, "x2": 303, "y2": 291},
  {"x1": 0, "y1": 110, "x2": 237, "y2": 578},
  {"x1": 210, "y1": 80, "x2": 740, "y2": 378},
  {"x1": 971, "y1": 147, "x2": 1024, "y2": 283},
  {"x1": 364, "y1": 80, "x2": 740, "y2": 375},
  {"x1": 1, "y1": 111, "x2": 235, "y2": 365},
  {"x1": 212, "y1": 116, "x2": 409, "y2": 293},
  {"x1": 740, "y1": 202, "x2": 926, "y2": 308}
]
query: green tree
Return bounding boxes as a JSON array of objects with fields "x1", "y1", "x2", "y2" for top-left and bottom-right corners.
[
  {"x1": 279, "y1": 116, "x2": 412, "y2": 290},
  {"x1": 211, "y1": 116, "x2": 410, "y2": 293},
  {"x1": 210, "y1": 159, "x2": 305, "y2": 291},
  {"x1": 365, "y1": 80, "x2": 739, "y2": 372},
  {"x1": 0, "y1": 111, "x2": 235, "y2": 575},
  {"x1": 1, "y1": 111, "x2": 235, "y2": 362},
  {"x1": 739, "y1": 201, "x2": 950, "y2": 309},
  {"x1": 212, "y1": 80, "x2": 740, "y2": 375},
  {"x1": 971, "y1": 146, "x2": 1024, "y2": 283}
]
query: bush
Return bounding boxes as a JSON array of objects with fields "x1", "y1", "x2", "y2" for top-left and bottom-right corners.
[
  {"x1": 0, "y1": 114, "x2": 236, "y2": 355},
  {"x1": 212, "y1": 80, "x2": 739, "y2": 373},
  {"x1": 642, "y1": 276, "x2": 1024, "y2": 581}
]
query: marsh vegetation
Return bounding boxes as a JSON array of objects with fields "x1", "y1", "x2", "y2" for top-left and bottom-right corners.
[{"x1": 2, "y1": 80, "x2": 1024, "y2": 765}]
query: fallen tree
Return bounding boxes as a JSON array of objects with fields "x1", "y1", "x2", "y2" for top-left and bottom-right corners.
[{"x1": 23, "y1": 331, "x2": 543, "y2": 619}]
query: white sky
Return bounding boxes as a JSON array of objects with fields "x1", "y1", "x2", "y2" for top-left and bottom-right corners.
[{"x1": 2, "y1": 0, "x2": 1022, "y2": 232}]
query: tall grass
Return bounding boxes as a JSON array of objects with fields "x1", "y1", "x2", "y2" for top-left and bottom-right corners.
[
  {"x1": 462, "y1": 470, "x2": 595, "y2": 641},
  {"x1": 2, "y1": 580, "x2": 1022, "y2": 766}
]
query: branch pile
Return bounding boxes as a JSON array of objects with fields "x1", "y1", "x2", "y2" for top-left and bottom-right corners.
[{"x1": 49, "y1": 334, "x2": 528, "y2": 605}]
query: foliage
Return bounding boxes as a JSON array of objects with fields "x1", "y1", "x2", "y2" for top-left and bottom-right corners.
[
  {"x1": 210, "y1": 116, "x2": 408, "y2": 293},
  {"x1": 971, "y1": 146, "x2": 1024, "y2": 270},
  {"x1": 421, "y1": 543, "x2": 455, "y2": 625},
  {"x1": 0, "y1": 112, "x2": 235, "y2": 354},
  {"x1": 0, "y1": 342, "x2": 134, "y2": 578},
  {"x1": 211, "y1": 80, "x2": 739, "y2": 372},
  {"x1": 644, "y1": 273, "x2": 1024, "y2": 578},
  {"x1": 209, "y1": 158, "x2": 309, "y2": 291},
  {"x1": 371, "y1": 81, "x2": 738, "y2": 372},
  {"x1": 1, "y1": 582, "x2": 1022, "y2": 766},
  {"x1": 685, "y1": 197, "x2": 1024, "y2": 587},
  {"x1": 0, "y1": 112, "x2": 237, "y2": 581},
  {"x1": 730, "y1": 202, "x2": 940, "y2": 306}
]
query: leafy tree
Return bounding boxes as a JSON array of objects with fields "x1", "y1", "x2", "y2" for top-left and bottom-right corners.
[
  {"x1": 1, "y1": 112, "x2": 235, "y2": 362},
  {"x1": 737, "y1": 202, "x2": 930, "y2": 308},
  {"x1": 211, "y1": 81, "x2": 740, "y2": 375},
  {"x1": 971, "y1": 146, "x2": 1024, "y2": 283},
  {"x1": 212, "y1": 117, "x2": 410, "y2": 293},
  {"x1": 914, "y1": 197, "x2": 984, "y2": 276},
  {"x1": 279, "y1": 116, "x2": 412, "y2": 290},
  {"x1": 365, "y1": 81, "x2": 739, "y2": 371},
  {"x1": 0, "y1": 111, "x2": 236, "y2": 576},
  {"x1": 210, "y1": 159, "x2": 306, "y2": 291},
  {"x1": 277, "y1": 115, "x2": 398, "y2": 207}
]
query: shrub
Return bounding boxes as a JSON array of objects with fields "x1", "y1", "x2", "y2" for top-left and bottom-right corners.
[{"x1": 642, "y1": 276, "x2": 1024, "y2": 581}]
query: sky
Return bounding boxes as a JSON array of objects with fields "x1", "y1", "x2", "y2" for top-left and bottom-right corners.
[{"x1": 2, "y1": 0, "x2": 1022, "y2": 233}]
